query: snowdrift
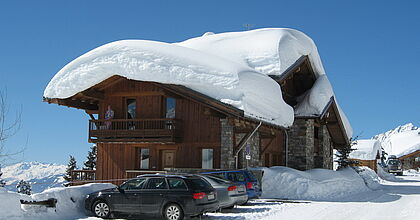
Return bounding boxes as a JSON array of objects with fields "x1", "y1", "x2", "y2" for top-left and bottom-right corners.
[
  {"x1": 0, "y1": 183, "x2": 115, "y2": 220},
  {"x1": 260, "y1": 167, "x2": 371, "y2": 201},
  {"x1": 43, "y1": 39, "x2": 294, "y2": 128},
  {"x1": 349, "y1": 139, "x2": 382, "y2": 160}
]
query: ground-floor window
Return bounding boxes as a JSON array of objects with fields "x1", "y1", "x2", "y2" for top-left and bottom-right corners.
[
  {"x1": 140, "y1": 148, "x2": 150, "y2": 169},
  {"x1": 202, "y1": 149, "x2": 213, "y2": 169}
]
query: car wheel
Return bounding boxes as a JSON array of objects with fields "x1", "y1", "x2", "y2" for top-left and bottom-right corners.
[
  {"x1": 92, "y1": 200, "x2": 111, "y2": 218},
  {"x1": 163, "y1": 203, "x2": 184, "y2": 220}
]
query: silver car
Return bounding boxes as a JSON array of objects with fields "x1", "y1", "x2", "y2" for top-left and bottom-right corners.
[{"x1": 199, "y1": 175, "x2": 248, "y2": 209}]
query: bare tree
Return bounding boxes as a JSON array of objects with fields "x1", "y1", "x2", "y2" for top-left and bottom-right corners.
[{"x1": 0, "y1": 89, "x2": 24, "y2": 164}]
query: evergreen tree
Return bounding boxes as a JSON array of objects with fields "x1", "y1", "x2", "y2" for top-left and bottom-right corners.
[
  {"x1": 64, "y1": 155, "x2": 77, "y2": 183},
  {"x1": 16, "y1": 180, "x2": 31, "y2": 195},
  {"x1": 335, "y1": 137, "x2": 359, "y2": 170},
  {"x1": 83, "y1": 145, "x2": 97, "y2": 170}
]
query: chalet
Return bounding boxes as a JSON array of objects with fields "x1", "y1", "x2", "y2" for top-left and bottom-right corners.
[
  {"x1": 43, "y1": 28, "x2": 352, "y2": 184},
  {"x1": 178, "y1": 29, "x2": 353, "y2": 170},
  {"x1": 349, "y1": 140, "x2": 382, "y2": 172}
]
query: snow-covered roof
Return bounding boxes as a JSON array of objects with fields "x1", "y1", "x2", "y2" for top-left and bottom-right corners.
[
  {"x1": 43, "y1": 39, "x2": 294, "y2": 127},
  {"x1": 374, "y1": 123, "x2": 420, "y2": 158},
  {"x1": 349, "y1": 140, "x2": 382, "y2": 160},
  {"x1": 177, "y1": 28, "x2": 325, "y2": 77},
  {"x1": 294, "y1": 75, "x2": 353, "y2": 139}
]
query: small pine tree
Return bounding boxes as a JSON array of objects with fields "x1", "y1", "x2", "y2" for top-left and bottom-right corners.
[
  {"x1": 64, "y1": 155, "x2": 77, "y2": 183},
  {"x1": 335, "y1": 137, "x2": 359, "y2": 170},
  {"x1": 16, "y1": 180, "x2": 31, "y2": 195},
  {"x1": 83, "y1": 145, "x2": 97, "y2": 170}
]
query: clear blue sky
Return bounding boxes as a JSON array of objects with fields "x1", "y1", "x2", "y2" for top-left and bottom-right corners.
[{"x1": 0, "y1": 0, "x2": 419, "y2": 166}]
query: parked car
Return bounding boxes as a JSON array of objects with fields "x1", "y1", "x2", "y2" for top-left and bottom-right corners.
[
  {"x1": 201, "y1": 169, "x2": 262, "y2": 202},
  {"x1": 85, "y1": 174, "x2": 219, "y2": 220},
  {"x1": 386, "y1": 155, "x2": 403, "y2": 176},
  {"x1": 198, "y1": 174, "x2": 248, "y2": 209}
]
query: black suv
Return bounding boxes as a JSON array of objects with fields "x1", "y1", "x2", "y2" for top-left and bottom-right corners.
[{"x1": 85, "y1": 174, "x2": 219, "y2": 220}]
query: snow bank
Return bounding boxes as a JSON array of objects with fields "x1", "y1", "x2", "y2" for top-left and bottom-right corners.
[
  {"x1": 294, "y1": 75, "x2": 352, "y2": 139},
  {"x1": 177, "y1": 28, "x2": 325, "y2": 77},
  {"x1": 0, "y1": 183, "x2": 115, "y2": 220},
  {"x1": 354, "y1": 166, "x2": 381, "y2": 190},
  {"x1": 43, "y1": 40, "x2": 294, "y2": 127},
  {"x1": 377, "y1": 166, "x2": 400, "y2": 181},
  {"x1": 374, "y1": 123, "x2": 420, "y2": 158},
  {"x1": 349, "y1": 140, "x2": 381, "y2": 160},
  {"x1": 260, "y1": 166, "x2": 370, "y2": 201}
]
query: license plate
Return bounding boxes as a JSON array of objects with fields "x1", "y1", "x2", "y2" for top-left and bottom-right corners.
[{"x1": 208, "y1": 194, "x2": 215, "y2": 200}]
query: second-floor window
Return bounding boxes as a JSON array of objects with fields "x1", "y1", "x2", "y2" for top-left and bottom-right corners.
[
  {"x1": 126, "y1": 98, "x2": 136, "y2": 119},
  {"x1": 165, "y1": 97, "x2": 176, "y2": 118}
]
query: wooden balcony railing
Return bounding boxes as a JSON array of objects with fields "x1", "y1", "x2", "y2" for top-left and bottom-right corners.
[
  {"x1": 88, "y1": 118, "x2": 182, "y2": 143},
  {"x1": 70, "y1": 170, "x2": 96, "y2": 185}
]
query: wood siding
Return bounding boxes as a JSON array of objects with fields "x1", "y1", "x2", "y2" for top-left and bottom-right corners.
[{"x1": 96, "y1": 79, "x2": 222, "y2": 182}]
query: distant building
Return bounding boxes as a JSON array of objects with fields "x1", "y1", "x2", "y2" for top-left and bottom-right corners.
[{"x1": 349, "y1": 140, "x2": 382, "y2": 172}]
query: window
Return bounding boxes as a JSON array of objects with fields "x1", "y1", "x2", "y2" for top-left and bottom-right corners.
[
  {"x1": 415, "y1": 157, "x2": 420, "y2": 162},
  {"x1": 202, "y1": 149, "x2": 213, "y2": 169},
  {"x1": 165, "y1": 97, "x2": 176, "y2": 118},
  {"x1": 139, "y1": 148, "x2": 150, "y2": 169},
  {"x1": 126, "y1": 98, "x2": 136, "y2": 119},
  {"x1": 314, "y1": 126, "x2": 319, "y2": 139},
  {"x1": 120, "y1": 178, "x2": 146, "y2": 190},
  {"x1": 145, "y1": 178, "x2": 168, "y2": 190},
  {"x1": 227, "y1": 172, "x2": 246, "y2": 182},
  {"x1": 167, "y1": 178, "x2": 188, "y2": 190}
]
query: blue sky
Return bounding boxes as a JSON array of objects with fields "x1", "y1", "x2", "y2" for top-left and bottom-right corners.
[{"x1": 0, "y1": 0, "x2": 419, "y2": 166}]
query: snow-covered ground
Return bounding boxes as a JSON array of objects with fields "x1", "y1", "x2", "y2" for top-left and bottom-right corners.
[{"x1": 1, "y1": 167, "x2": 419, "y2": 220}]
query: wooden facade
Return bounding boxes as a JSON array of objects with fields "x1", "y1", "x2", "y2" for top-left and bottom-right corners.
[
  {"x1": 45, "y1": 76, "x2": 287, "y2": 184},
  {"x1": 399, "y1": 150, "x2": 420, "y2": 170}
]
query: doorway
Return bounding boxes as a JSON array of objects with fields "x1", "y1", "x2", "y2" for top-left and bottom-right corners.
[{"x1": 160, "y1": 150, "x2": 176, "y2": 170}]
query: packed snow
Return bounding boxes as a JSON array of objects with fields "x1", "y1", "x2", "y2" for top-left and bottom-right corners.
[
  {"x1": 1, "y1": 165, "x2": 420, "y2": 220},
  {"x1": 177, "y1": 28, "x2": 326, "y2": 77},
  {"x1": 1, "y1": 162, "x2": 66, "y2": 193},
  {"x1": 259, "y1": 166, "x2": 370, "y2": 201},
  {"x1": 294, "y1": 75, "x2": 352, "y2": 138},
  {"x1": 0, "y1": 183, "x2": 115, "y2": 220},
  {"x1": 43, "y1": 39, "x2": 294, "y2": 127},
  {"x1": 349, "y1": 139, "x2": 382, "y2": 160},
  {"x1": 373, "y1": 123, "x2": 420, "y2": 157}
]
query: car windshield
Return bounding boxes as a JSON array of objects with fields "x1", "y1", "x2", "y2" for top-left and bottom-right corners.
[
  {"x1": 227, "y1": 172, "x2": 246, "y2": 182},
  {"x1": 205, "y1": 175, "x2": 230, "y2": 184},
  {"x1": 388, "y1": 160, "x2": 401, "y2": 166},
  {"x1": 187, "y1": 178, "x2": 213, "y2": 190},
  {"x1": 245, "y1": 171, "x2": 258, "y2": 181},
  {"x1": 120, "y1": 178, "x2": 146, "y2": 190}
]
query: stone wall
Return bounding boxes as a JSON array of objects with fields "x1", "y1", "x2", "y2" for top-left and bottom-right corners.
[
  {"x1": 287, "y1": 119, "x2": 333, "y2": 170},
  {"x1": 321, "y1": 125, "x2": 333, "y2": 169},
  {"x1": 220, "y1": 119, "x2": 235, "y2": 169},
  {"x1": 287, "y1": 119, "x2": 315, "y2": 170},
  {"x1": 235, "y1": 132, "x2": 261, "y2": 168}
]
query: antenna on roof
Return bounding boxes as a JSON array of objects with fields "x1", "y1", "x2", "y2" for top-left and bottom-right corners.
[{"x1": 243, "y1": 23, "x2": 255, "y2": 30}]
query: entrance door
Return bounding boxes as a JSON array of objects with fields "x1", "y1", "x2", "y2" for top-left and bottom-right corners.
[{"x1": 161, "y1": 150, "x2": 176, "y2": 169}]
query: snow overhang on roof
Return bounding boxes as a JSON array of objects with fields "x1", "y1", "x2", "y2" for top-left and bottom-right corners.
[
  {"x1": 177, "y1": 28, "x2": 326, "y2": 78},
  {"x1": 43, "y1": 39, "x2": 294, "y2": 128},
  {"x1": 349, "y1": 139, "x2": 382, "y2": 160}
]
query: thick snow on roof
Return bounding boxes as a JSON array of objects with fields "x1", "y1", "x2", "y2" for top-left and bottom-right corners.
[
  {"x1": 177, "y1": 28, "x2": 325, "y2": 77},
  {"x1": 349, "y1": 140, "x2": 381, "y2": 160},
  {"x1": 374, "y1": 123, "x2": 420, "y2": 158},
  {"x1": 295, "y1": 75, "x2": 353, "y2": 139},
  {"x1": 44, "y1": 40, "x2": 294, "y2": 127}
]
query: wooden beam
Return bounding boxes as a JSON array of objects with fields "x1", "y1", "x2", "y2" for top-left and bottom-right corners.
[
  {"x1": 109, "y1": 91, "x2": 165, "y2": 97},
  {"x1": 80, "y1": 89, "x2": 104, "y2": 100},
  {"x1": 260, "y1": 136, "x2": 275, "y2": 159}
]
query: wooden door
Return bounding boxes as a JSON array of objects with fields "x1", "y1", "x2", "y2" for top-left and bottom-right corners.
[{"x1": 161, "y1": 150, "x2": 176, "y2": 169}]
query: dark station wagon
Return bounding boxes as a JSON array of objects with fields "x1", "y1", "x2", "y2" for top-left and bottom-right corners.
[{"x1": 85, "y1": 174, "x2": 219, "y2": 220}]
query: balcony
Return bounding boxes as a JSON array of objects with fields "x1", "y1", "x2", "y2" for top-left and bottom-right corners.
[{"x1": 88, "y1": 118, "x2": 182, "y2": 143}]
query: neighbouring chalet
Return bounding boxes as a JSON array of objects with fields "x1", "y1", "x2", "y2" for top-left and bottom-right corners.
[
  {"x1": 375, "y1": 124, "x2": 420, "y2": 170},
  {"x1": 43, "y1": 28, "x2": 353, "y2": 183},
  {"x1": 349, "y1": 140, "x2": 382, "y2": 172}
]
